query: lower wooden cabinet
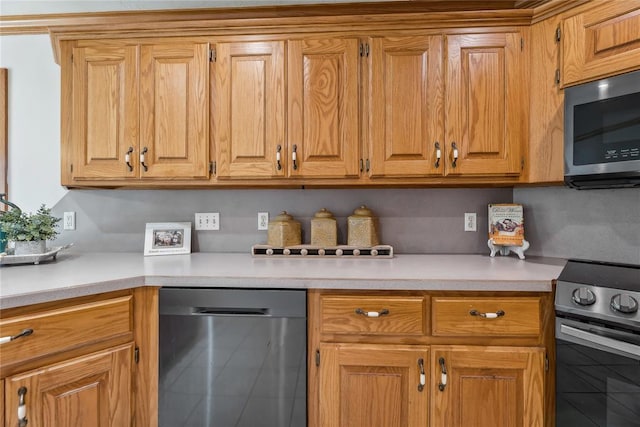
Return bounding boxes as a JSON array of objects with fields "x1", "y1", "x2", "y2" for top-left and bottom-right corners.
[
  {"x1": 319, "y1": 343, "x2": 429, "y2": 427},
  {"x1": 0, "y1": 288, "x2": 159, "y2": 427},
  {"x1": 309, "y1": 290, "x2": 552, "y2": 427},
  {"x1": 4, "y1": 344, "x2": 133, "y2": 427},
  {"x1": 431, "y1": 346, "x2": 545, "y2": 427}
]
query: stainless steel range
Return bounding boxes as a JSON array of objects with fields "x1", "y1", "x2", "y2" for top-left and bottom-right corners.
[{"x1": 555, "y1": 259, "x2": 640, "y2": 426}]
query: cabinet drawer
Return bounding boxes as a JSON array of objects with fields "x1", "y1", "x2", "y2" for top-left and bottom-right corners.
[
  {"x1": 0, "y1": 295, "x2": 133, "y2": 368},
  {"x1": 432, "y1": 297, "x2": 540, "y2": 337},
  {"x1": 320, "y1": 295, "x2": 426, "y2": 336}
]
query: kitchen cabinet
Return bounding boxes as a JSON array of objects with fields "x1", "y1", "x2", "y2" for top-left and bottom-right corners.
[
  {"x1": 444, "y1": 32, "x2": 525, "y2": 176},
  {"x1": 4, "y1": 344, "x2": 133, "y2": 427},
  {"x1": 430, "y1": 346, "x2": 545, "y2": 426},
  {"x1": 319, "y1": 344, "x2": 429, "y2": 427},
  {"x1": 287, "y1": 38, "x2": 361, "y2": 179},
  {"x1": 367, "y1": 31, "x2": 525, "y2": 178},
  {"x1": 64, "y1": 41, "x2": 210, "y2": 185},
  {"x1": 561, "y1": 0, "x2": 640, "y2": 87},
  {"x1": 0, "y1": 288, "x2": 158, "y2": 427},
  {"x1": 308, "y1": 291, "x2": 551, "y2": 427},
  {"x1": 213, "y1": 41, "x2": 286, "y2": 179}
]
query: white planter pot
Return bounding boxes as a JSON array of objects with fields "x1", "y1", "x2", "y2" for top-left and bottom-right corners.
[{"x1": 14, "y1": 240, "x2": 46, "y2": 255}]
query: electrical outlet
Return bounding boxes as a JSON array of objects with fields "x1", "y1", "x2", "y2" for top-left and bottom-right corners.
[
  {"x1": 464, "y1": 212, "x2": 477, "y2": 232},
  {"x1": 258, "y1": 212, "x2": 269, "y2": 230},
  {"x1": 195, "y1": 213, "x2": 220, "y2": 230},
  {"x1": 63, "y1": 212, "x2": 76, "y2": 230}
]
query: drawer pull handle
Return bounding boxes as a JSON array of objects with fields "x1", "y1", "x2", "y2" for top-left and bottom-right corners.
[
  {"x1": 434, "y1": 142, "x2": 441, "y2": 168},
  {"x1": 0, "y1": 328, "x2": 33, "y2": 345},
  {"x1": 276, "y1": 144, "x2": 282, "y2": 171},
  {"x1": 355, "y1": 308, "x2": 389, "y2": 318},
  {"x1": 417, "y1": 358, "x2": 426, "y2": 392},
  {"x1": 18, "y1": 386, "x2": 28, "y2": 426},
  {"x1": 469, "y1": 309, "x2": 505, "y2": 319},
  {"x1": 125, "y1": 147, "x2": 134, "y2": 172},
  {"x1": 140, "y1": 147, "x2": 148, "y2": 172},
  {"x1": 451, "y1": 142, "x2": 458, "y2": 168},
  {"x1": 438, "y1": 357, "x2": 447, "y2": 391}
]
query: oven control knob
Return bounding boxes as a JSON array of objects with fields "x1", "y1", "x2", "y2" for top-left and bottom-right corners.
[
  {"x1": 572, "y1": 287, "x2": 596, "y2": 306},
  {"x1": 610, "y1": 294, "x2": 639, "y2": 314}
]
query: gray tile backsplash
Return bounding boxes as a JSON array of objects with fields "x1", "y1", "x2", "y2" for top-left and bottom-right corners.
[
  {"x1": 51, "y1": 188, "x2": 512, "y2": 254},
  {"x1": 50, "y1": 186, "x2": 639, "y2": 263}
]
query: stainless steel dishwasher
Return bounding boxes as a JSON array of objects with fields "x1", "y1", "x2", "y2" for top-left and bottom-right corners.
[{"x1": 159, "y1": 288, "x2": 307, "y2": 427}]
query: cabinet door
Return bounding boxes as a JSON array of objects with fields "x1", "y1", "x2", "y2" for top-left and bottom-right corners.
[
  {"x1": 288, "y1": 38, "x2": 360, "y2": 178},
  {"x1": 431, "y1": 346, "x2": 545, "y2": 427},
  {"x1": 213, "y1": 41, "x2": 285, "y2": 178},
  {"x1": 4, "y1": 344, "x2": 132, "y2": 427},
  {"x1": 368, "y1": 35, "x2": 444, "y2": 178},
  {"x1": 562, "y1": 0, "x2": 640, "y2": 86},
  {"x1": 140, "y1": 43, "x2": 209, "y2": 179},
  {"x1": 446, "y1": 33, "x2": 524, "y2": 176},
  {"x1": 71, "y1": 45, "x2": 139, "y2": 180},
  {"x1": 319, "y1": 343, "x2": 429, "y2": 427}
]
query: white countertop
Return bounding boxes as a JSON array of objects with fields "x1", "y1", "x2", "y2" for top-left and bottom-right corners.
[{"x1": 0, "y1": 252, "x2": 566, "y2": 309}]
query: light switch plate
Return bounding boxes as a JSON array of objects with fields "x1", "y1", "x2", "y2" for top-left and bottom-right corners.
[
  {"x1": 195, "y1": 213, "x2": 220, "y2": 230},
  {"x1": 464, "y1": 212, "x2": 477, "y2": 232}
]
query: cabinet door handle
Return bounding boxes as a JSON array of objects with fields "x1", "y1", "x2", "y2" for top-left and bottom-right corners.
[
  {"x1": 125, "y1": 147, "x2": 134, "y2": 172},
  {"x1": 451, "y1": 142, "x2": 458, "y2": 168},
  {"x1": 434, "y1": 142, "x2": 441, "y2": 168},
  {"x1": 140, "y1": 147, "x2": 148, "y2": 172},
  {"x1": 438, "y1": 357, "x2": 447, "y2": 391},
  {"x1": 418, "y1": 358, "x2": 426, "y2": 392},
  {"x1": 292, "y1": 144, "x2": 298, "y2": 170},
  {"x1": 18, "y1": 386, "x2": 28, "y2": 427},
  {"x1": 354, "y1": 308, "x2": 389, "y2": 318},
  {"x1": 0, "y1": 328, "x2": 33, "y2": 345},
  {"x1": 469, "y1": 309, "x2": 505, "y2": 319},
  {"x1": 276, "y1": 145, "x2": 282, "y2": 171}
]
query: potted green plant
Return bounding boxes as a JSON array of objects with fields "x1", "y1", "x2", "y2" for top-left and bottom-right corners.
[{"x1": 0, "y1": 204, "x2": 61, "y2": 255}]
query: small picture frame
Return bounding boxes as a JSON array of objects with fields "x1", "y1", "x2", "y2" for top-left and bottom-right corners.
[{"x1": 144, "y1": 222, "x2": 191, "y2": 256}]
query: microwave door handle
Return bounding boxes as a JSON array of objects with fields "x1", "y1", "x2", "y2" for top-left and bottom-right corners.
[{"x1": 560, "y1": 324, "x2": 640, "y2": 358}]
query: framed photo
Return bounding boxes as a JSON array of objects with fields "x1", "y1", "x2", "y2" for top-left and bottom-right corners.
[{"x1": 144, "y1": 222, "x2": 191, "y2": 256}]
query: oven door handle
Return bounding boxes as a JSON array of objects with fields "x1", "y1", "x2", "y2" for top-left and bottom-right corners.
[{"x1": 559, "y1": 324, "x2": 640, "y2": 358}]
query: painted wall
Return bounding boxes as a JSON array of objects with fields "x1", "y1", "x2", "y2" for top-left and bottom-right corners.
[{"x1": 1, "y1": 34, "x2": 638, "y2": 262}]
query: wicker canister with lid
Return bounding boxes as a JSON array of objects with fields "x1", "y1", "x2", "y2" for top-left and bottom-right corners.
[
  {"x1": 311, "y1": 208, "x2": 337, "y2": 247},
  {"x1": 347, "y1": 205, "x2": 379, "y2": 247},
  {"x1": 267, "y1": 211, "x2": 301, "y2": 247}
]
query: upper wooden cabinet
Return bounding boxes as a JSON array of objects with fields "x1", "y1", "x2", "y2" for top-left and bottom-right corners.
[
  {"x1": 366, "y1": 31, "x2": 525, "y2": 179},
  {"x1": 213, "y1": 41, "x2": 285, "y2": 179},
  {"x1": 64, "y1": 41, "x2": 210, "y2": 185},
  {"x1": 367, "y1": 35, "x2": 444, "y2": 178},
  {"x1": 562, "y1": 0, "x2": 640, "y2": 86},
  {"x1": 288, "y1": 38, "x2": 361, "y2": 179},
  {"x1": 445, "y1": 32, "x2": 525, "y2": 176}
]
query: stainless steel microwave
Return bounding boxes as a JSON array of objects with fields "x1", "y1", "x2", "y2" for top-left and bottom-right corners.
[{"x1": 564, "y1": 69, "x2": 640, "y2": 189}]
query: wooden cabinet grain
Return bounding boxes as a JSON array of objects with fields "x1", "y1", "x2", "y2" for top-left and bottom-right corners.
[
  {"x1": 0, "y1": 289, "x2": 158, "y2": 427},
  {"x1": 64, "y1": 42, "x2": 210, "y2": 185},
  {"x1": 309, "y1": 290, "x2": 551, "y2": 427},
  {"x1": 431, "y1": 346, "x2": 545, "y2": 426},
  {"x1": 4, "y1": 344, "x2": 133, "y2": 427},
  {"x1": 319, "y1": 344, "x2": 429, "y2": 427},
  {"x1": 562, "y1": 0, "x2": 640, "y2": 86},
  {"x1": 367, "y1": 31, "x2": 525, "y2": 178}
]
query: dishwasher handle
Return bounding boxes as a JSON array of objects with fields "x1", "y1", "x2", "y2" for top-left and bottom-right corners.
[{"x1": 193, "y1": 307, "x2": 270, "y2": 316}]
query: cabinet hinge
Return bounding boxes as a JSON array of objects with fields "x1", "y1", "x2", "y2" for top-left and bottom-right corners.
[
  {"x1": 545, "y1": 354, "x2": 549, "y2": 372},
  {"x1": 210, "y1": 161, "x2": 216, "y2": 175},
  {"x1": 315, "y1": 349, "x2": 320, "y2": 367},
  {"x1": 554, "y1": 69, "x2": 561, "y2": 85},
  {"x1": 209, "y1": 48, "x2": 216, "y2": 62},
  {"x1": 555, "y1": 26, "x2": 561, "y2": 43},
  {"x1": 134, "y1": 346, "x2": 140, "y2": 364},
  {"x1": 520, "y1": 37, "x2": 524, "y2": 51},
  {"x1": 359, "y1": 43, "x2": 370, "y2": 57}
]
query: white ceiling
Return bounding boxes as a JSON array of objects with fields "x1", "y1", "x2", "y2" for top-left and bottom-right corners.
[{"x1": 0, "y1": 0, "x2": 391, "y2": 16}]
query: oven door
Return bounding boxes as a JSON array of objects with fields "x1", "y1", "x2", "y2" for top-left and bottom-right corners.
[{"x1": 556, "y1": 317, "x2": 640, "y2": 427}]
